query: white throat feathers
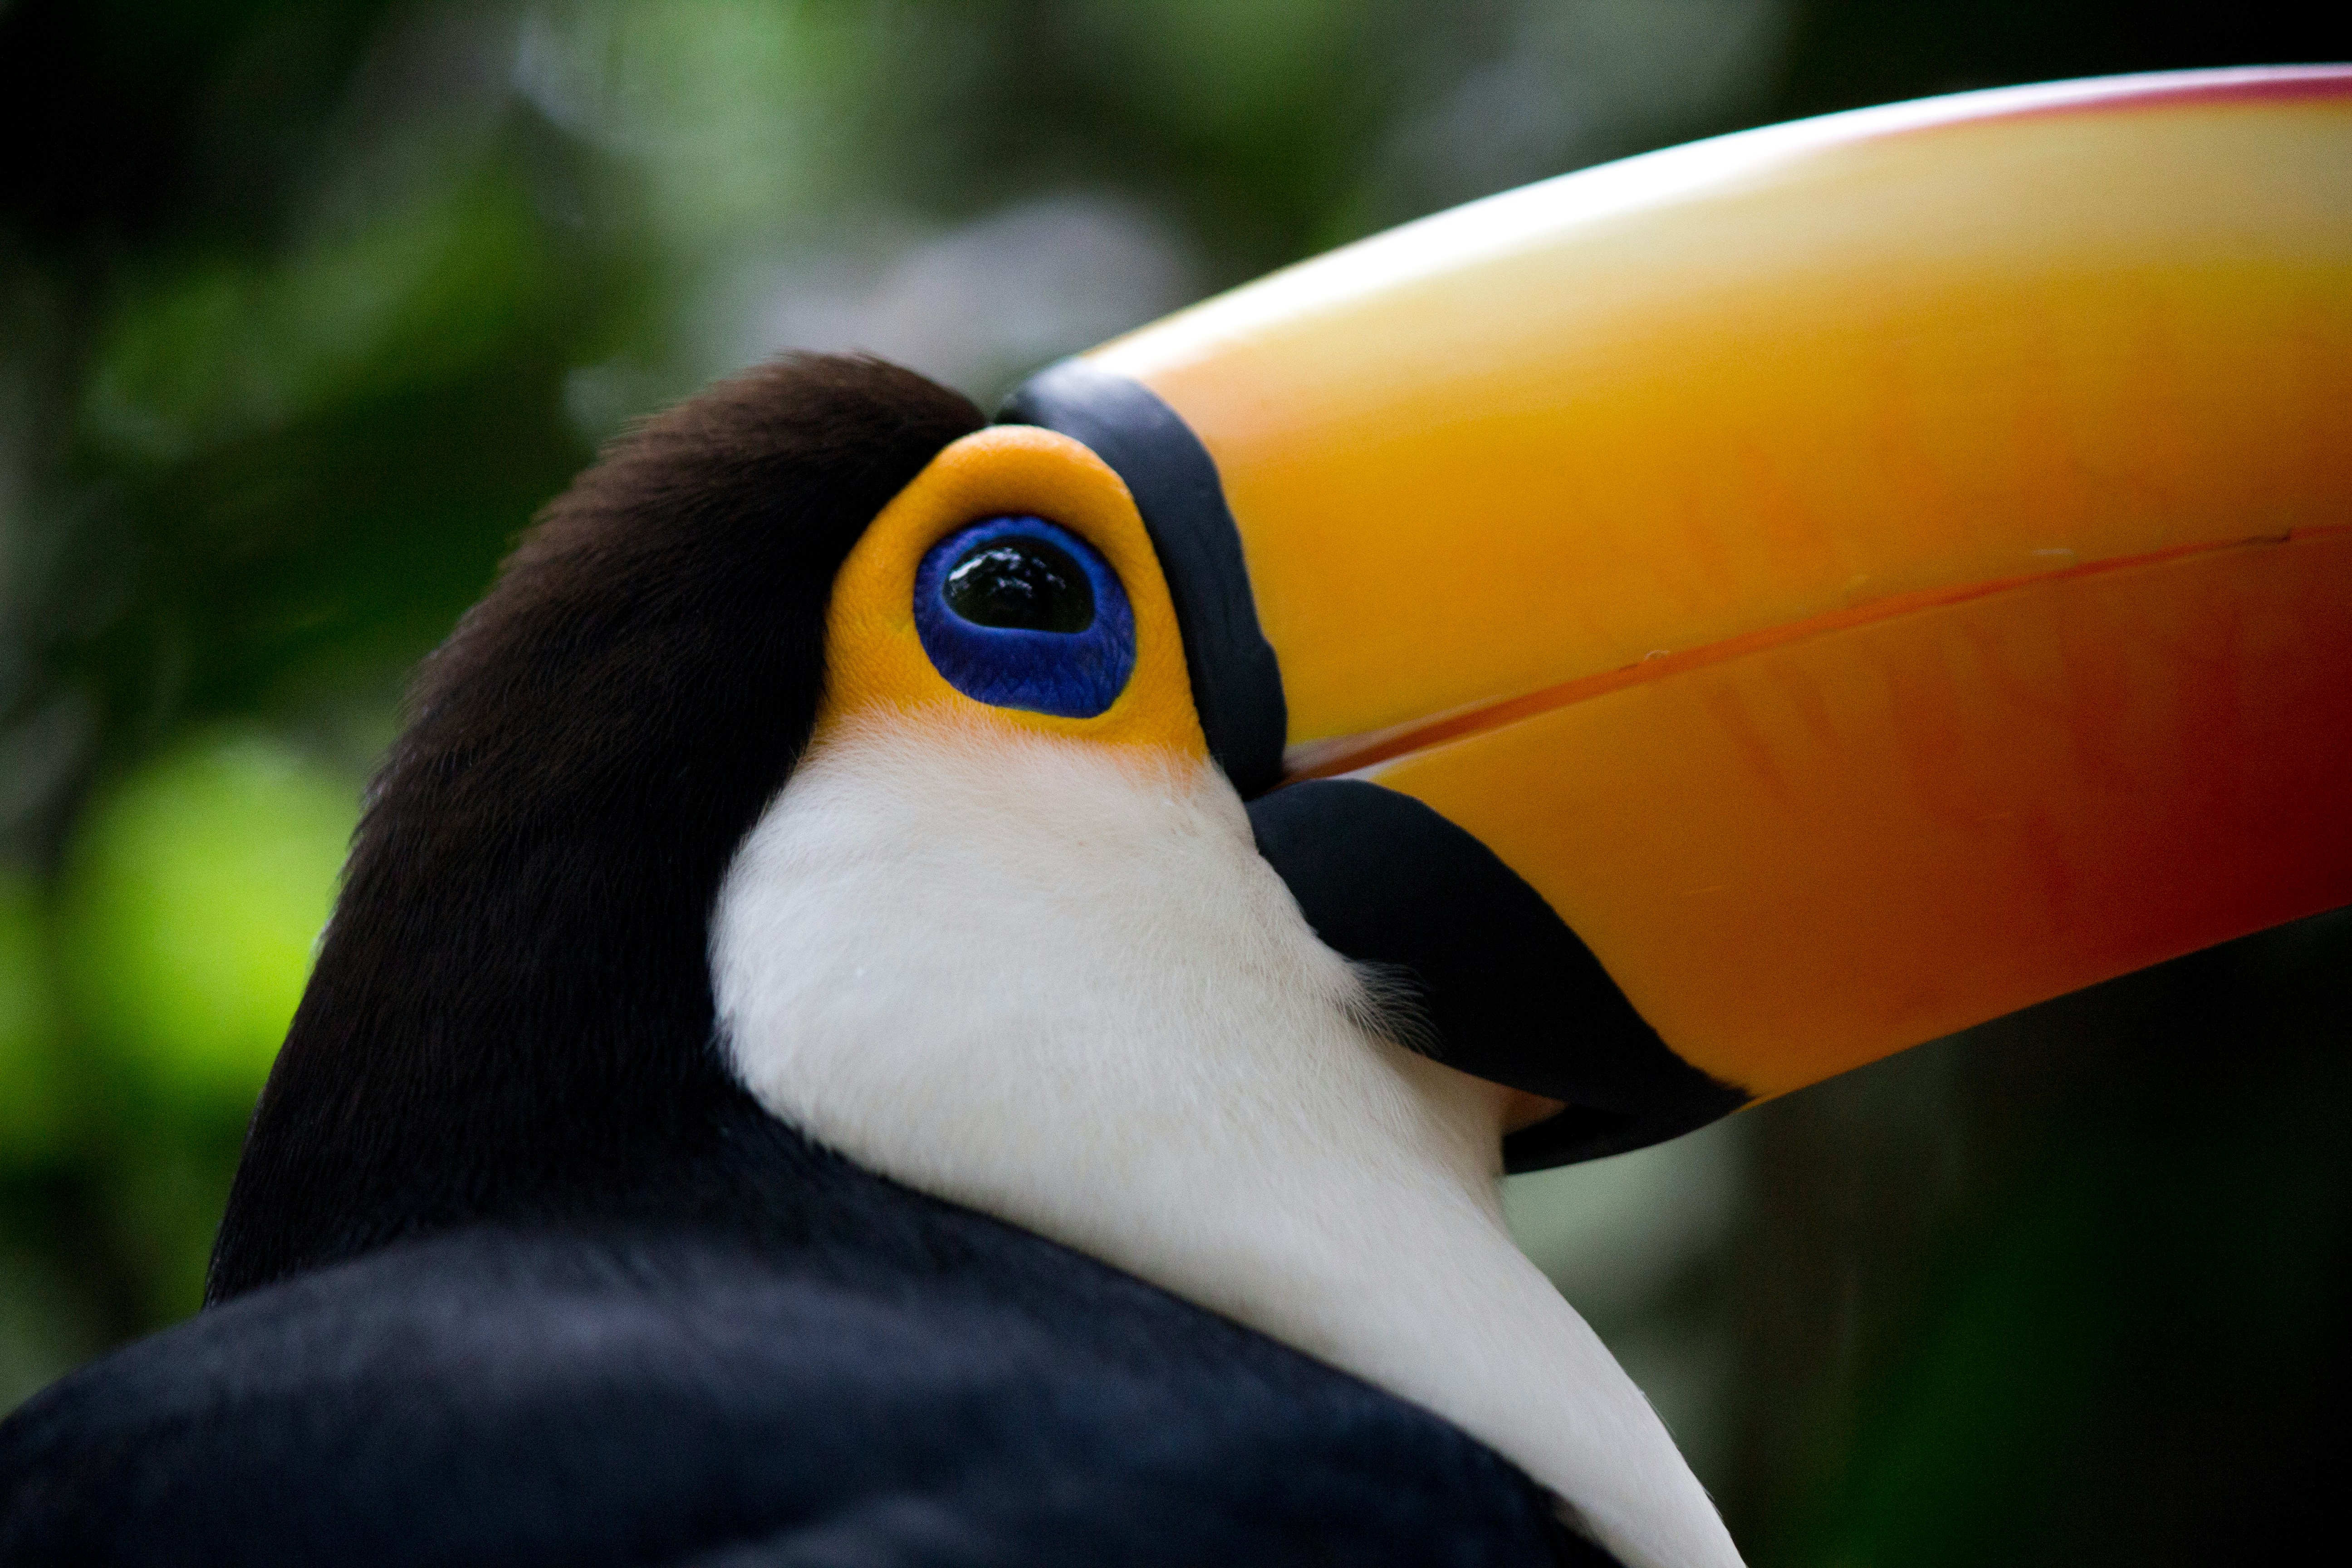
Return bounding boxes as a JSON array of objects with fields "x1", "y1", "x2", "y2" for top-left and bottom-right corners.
[{"x1": 711, "y1": 711, "x2": 1740, "y2": 1568}]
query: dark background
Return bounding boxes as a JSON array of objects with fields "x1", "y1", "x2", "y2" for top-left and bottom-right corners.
[{"x1": 1, "y1": 4, "x2": 2345, "y2": 1563}]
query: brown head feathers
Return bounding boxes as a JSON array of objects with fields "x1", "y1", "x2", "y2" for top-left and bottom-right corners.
[{"x1": 210, "y1": 355, "x2": 984, "y2": 1300}]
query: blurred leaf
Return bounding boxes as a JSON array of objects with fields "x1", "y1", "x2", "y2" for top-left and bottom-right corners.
[
  {"x1": 1061, "y1": 0, "x2": 1368, "y2": 143},
  {"x1": 102, "y1": 1130, "x2": 243, "y2": 1324},
  {"x1": 0, "y1": 870, "x2": 71, "y2": 1161},
  {"x1": 57, "y1": 733, "x2": 356, "y2": 1109},
  {"x1": 516, "y1": 0, "x2": 915, "y2": 255},
  {"x1": 82, "y1": 175, "x2": 545, "y2": 464},
  {"x1": 0, "y1": 1246, "x2": 102, "y2": 1413}
]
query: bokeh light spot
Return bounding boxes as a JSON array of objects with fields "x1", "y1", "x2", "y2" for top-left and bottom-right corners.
[{"x1": 59, "y1": 735, "x2": 358, "y2": 1110}]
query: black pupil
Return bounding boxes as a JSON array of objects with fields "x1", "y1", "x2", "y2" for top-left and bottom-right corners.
[{"x1": 942, "y1": 537, "x2": 1095, "y2": 634}]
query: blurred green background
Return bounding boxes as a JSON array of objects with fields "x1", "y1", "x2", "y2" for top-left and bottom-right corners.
[{"x1": 0, "y1": 2, "x2": 2345, "y2": 1561}]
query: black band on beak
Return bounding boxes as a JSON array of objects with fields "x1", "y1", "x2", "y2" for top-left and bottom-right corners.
[
  {"x1": 999, "y1": 362, "x2": 1288, "y2": 798},
  {"x1": 1248, "y1": 779, "x2": 1748, "y2": 1170}
]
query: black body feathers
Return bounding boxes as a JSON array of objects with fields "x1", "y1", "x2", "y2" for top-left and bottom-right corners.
[{"x1": 5, "y1": 1178, "x2": 1597, "y2": 1566}]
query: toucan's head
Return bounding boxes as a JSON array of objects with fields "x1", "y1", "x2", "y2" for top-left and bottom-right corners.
[{"x1": 212, "y1": 68, "x2": 2350, "y2": 1568}]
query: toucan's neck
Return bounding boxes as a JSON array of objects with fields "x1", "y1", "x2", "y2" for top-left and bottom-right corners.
[{"x1": 712, "y1": 713, "x2": 1740, "y2": 1568}]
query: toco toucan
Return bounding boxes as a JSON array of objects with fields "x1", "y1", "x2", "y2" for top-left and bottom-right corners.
[{"x1": 2, "y1": 67, "x2": 2346, "y2": 1568}]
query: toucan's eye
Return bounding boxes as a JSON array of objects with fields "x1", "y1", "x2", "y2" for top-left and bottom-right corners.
[
  {"x1": 914, "y1": 516, "x2": 1136, "y2": 718},
  {"x1": 944, "y1": 539, "x2": 1095, "y2": 633}
]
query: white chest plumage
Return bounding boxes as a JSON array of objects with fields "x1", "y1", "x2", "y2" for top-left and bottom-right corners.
[{"x1": 710, "y1": 711, "x2": 1739, "y2": 1568}]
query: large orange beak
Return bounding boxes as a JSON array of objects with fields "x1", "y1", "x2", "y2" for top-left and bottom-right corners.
[{"x1": 1002, "y1": 69, "x2": 2352, "y2": 1166}]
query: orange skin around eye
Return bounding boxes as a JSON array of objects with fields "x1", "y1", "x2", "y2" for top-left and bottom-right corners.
[{"x1": 820, "y1": 426, "x2": 1210, "y2": 765}]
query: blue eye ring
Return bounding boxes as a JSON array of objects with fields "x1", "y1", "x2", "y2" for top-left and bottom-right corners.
[{"x1": 913, "y1": 516, "x2": 1137, "y2": 718}]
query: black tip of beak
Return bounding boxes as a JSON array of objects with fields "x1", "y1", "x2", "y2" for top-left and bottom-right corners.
[
  {"x1": 999, "y1": 361, "x2": 1287, "y2": 798},
  {"x1": 1248, "y1": 779, "x2": 1748, "y2": 1171}
]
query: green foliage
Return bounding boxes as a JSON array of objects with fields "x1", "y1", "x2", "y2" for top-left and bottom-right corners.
[
  {"x1": 84, "y1": 180, "x2": 548, "y2": 466},
  {"x1": 1062, "y1": 0, "x2": 1370, "y2": 142},
  {"x1": 0, "y1": 872, "x2": 70, "y2": 1162},
  {"x1": 58, "y1": 734, "x2": 356, "y2": 1111}
]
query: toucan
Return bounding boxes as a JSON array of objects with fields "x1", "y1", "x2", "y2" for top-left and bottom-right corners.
[{"x1": 2, "y1": 67, "x2": 2346, "y2": 1568}]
